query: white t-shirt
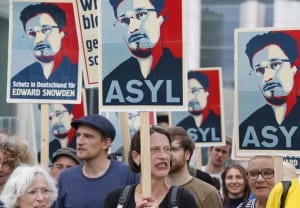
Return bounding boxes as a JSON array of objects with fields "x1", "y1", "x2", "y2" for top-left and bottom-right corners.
[{"x1": 201, "y1": 166, "x2": 223, "y2": 197}]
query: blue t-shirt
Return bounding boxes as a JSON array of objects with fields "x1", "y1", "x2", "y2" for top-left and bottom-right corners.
[{"x1": 56, "y1": 160, "x2": 139, "y2": 208}]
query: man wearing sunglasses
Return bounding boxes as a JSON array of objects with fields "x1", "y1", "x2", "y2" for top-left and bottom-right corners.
[
  {"x1": 239, "y1": 31, "x2": 300, "y2": 150},
  {"x1": 10, "y1": 3, "x2": 79, "y2": 100},
  {"x1": 103, "y1": 0, "x2": 182, "y2": 105}
]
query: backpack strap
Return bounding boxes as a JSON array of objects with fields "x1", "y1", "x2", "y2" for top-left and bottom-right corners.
[
  {"x1": 169, "y1": 186, "x2": 179, "y2": 208},
  {"x1": 117, "y1": 185, "x2": 134, "y2": 208},
  {"x1": 280, "y1": 180, "x2": 291, "y2": 208},
  {"x1": 118, "y1": 185, "x2": 180, "y2": 208}
]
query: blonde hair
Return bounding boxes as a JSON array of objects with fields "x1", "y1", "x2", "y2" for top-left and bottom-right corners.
[{"x1": 0, "y1": 135, "x2": 35, "y2": 170}]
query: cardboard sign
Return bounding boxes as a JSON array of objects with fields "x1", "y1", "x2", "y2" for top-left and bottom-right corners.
[
  {"x1": 7, "y1": 0, "x2": 82, "y2": 103},
  {"x1": 73, "y1": 0, "x2": 99, "y2": 88},
  {"x1": 235, "y1": 28, "x2": 300, "y2": 156},
  {"x1": 171, "y1": 68, "x2": 225, "y2": 146},
  {"x1": 99, "y1": 0, "x2": 186, "y2": 111}
]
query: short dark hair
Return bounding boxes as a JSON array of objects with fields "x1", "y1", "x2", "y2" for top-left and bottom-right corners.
[
  {"x1": 209, "y1": 136, "x2": 232, "y2": 153},
  {"x1": 20, "y1": 3, "x2": 66, "y2": 31},
  {"x1": 128, "y1": 125, "x2": 171, "y2": 173},
  {"x1": 188, "y1": 71, "x2": 209, "y2": 90},
  {"x1": 109, "y1": 0, "x2": 166, "y2": 19},
  {"x1": 166, "y1": 126, "x2": 195, "y2": 164},
  {"x1": 245, "y1": 31, "x2": 298, "y2": 68},
  {"x1": 39, "y1": 104, "x2": 73, "y2": 116},
  {"x1": 55, "y1": 104, "x2": 73, "y2": 113}
]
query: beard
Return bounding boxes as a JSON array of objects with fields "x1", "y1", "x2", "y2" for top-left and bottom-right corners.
[
  {"x1": 127, "y1": 33, "x2": 154, "y2": 58},
  {"x1": 129, "y1": 43, "x2": 152, "y2": 58},
  {"x1": 51, "y1": 123, "x2": 69, "y2": 139},
  {"x1": 34, "y1": 44, "x2": 55, "y2": 63},
  {"x1": 35, "y1": 54, "x2": 54, "y2": 63},
  {"x1": 188, "y1": 100, "x2": 204, "y2": 116},
  {"x1": 264, "y1": 94, "x2": 287, "y2": 106},
  {"x1": 169, "y1": 158, "x2": 186, "y2": 173},
  {"x1": 262, "y1": 85, "x2": 287, "y2": 106}
]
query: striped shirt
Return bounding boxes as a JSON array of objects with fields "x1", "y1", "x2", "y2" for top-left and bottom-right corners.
[{"x1": 237, "y1": 199, "x2": 256, "y2": 208}]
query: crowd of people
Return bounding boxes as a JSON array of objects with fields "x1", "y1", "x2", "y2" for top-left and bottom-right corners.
[
  {"x1": 3, "y1": 0, "x2": 300, "y2": 207},
  {"x1": 0, "y1": 114, "x2": 298, "y2": 208}
]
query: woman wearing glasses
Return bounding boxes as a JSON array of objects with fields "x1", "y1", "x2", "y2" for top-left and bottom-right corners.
[
  {"x1": 0, "y1": 165, "x2": 57, "y2": 208},
  {"x1": 237, "y1": 156, "x2": 275, "y2": 208},
  {"x1": 221, "y1": 163, "x2": 250, "y2": 208}
]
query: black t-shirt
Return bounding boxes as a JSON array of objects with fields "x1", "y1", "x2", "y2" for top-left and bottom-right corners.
[
  {"x1": 103, "y1": 184, "x2": 196, "y2": 208},
  {"x1": 188, "y1": 166, "x2": 214, "y2": 186}
]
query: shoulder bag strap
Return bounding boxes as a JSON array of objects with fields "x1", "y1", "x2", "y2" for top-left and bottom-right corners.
[
  {"x1": 169, "y1": 186, "x2": 179, "y2": 208},
  {"x1": 280, "y1": 180, "x2": 292, "y2": 208},
  {"x1": 117, "y1": 185, "x2": 133, "y2": 208}
]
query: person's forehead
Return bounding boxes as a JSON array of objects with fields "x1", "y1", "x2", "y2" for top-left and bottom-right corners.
[
  {"x1": 213, "y1": 145, "x2": 230, "y2": 151},
  {"x1": 248, "y1": 157, "x2": 273, "y2": 169},
  {"x1": 252, "y1": 44, "x2": 288, "y2": 64},
  {"x1": 50, "y1": 104, "x2": 67, "y2": 112},
  {"x1": 171, "y1": 139, "x2": 181, "y2": 147},
  {"x1": 188, "y1": 78, "x2": 203, "y2": 88},
  {"x1": 54, "y1": 155, "x2": 78, "y2": 165},
  {"x1": 31, "y1": 173, "x2": 47, "y2": 185},
  {"x1": 227, "y1": 168, "x2": 242, "y2": 176},
  {"x1": 117, "y1": 0, "x2": 154, "y2": 13},
  {"x1": 150, "y1": 132, "x2": 169, "y2": 146},
  {"x1": 26, "y1": 13, "x2": 56, "y2": 28},
  {"x1": 76, "y1": 124, "x2": 100, "y2": 135}
]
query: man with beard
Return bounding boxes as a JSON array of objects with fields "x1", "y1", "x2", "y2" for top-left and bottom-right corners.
[
  {"x1": 177, "y1": 71, "x2": 222, "y2": 143},
  {"x1": 10, "y1": 3, "x2": 78, "y2": 100},
  {"x1": 239, "y1": 31, "x2": 300, "y2": 150},
  {"x1": 166, "y1": 126, "x2": 222, "y2": 208},
  {"x1": 103, "y1": 0, "x2": 182, "y2": 105}
]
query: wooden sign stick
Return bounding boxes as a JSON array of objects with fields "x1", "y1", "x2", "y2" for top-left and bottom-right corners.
[
  {"x1": 194, "y1": 146, "x2": 202, "y2": 168},
  {"x1": 140, "y1": 112, "x2": 151, "y2": 196},
  {"x1": 119, "y1": 112, "x2": 131, "y2": 163},
  {"x1": 40, "y1": 104, "x2": 49, "y2": 168},
  {"x1": 273, "y1": 156, "x2": 283, "y2": 184}
]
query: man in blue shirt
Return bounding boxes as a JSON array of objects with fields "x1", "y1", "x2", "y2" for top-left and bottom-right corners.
[{"x1": 56, "y1": 115, "x2": 139, "y2": 208}]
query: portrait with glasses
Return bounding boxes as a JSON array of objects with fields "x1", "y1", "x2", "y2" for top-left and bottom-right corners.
[
  {"x1": 7, "y1": 1, "x2": 81, "y2": 103},
  {"x1": 235, "y1": 28, "x2": 300, "y2": 153},
  {"x1": 100, "y1": 0, "x2": 185, "y2": 109},
  {"x1": 171, "y1": 69, "x2": 225, "y2": 145}
]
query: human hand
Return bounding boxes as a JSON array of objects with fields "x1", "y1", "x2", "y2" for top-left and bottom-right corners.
[{"x1": 135, "y1": 196, "x2": 159, "y2": 208}]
